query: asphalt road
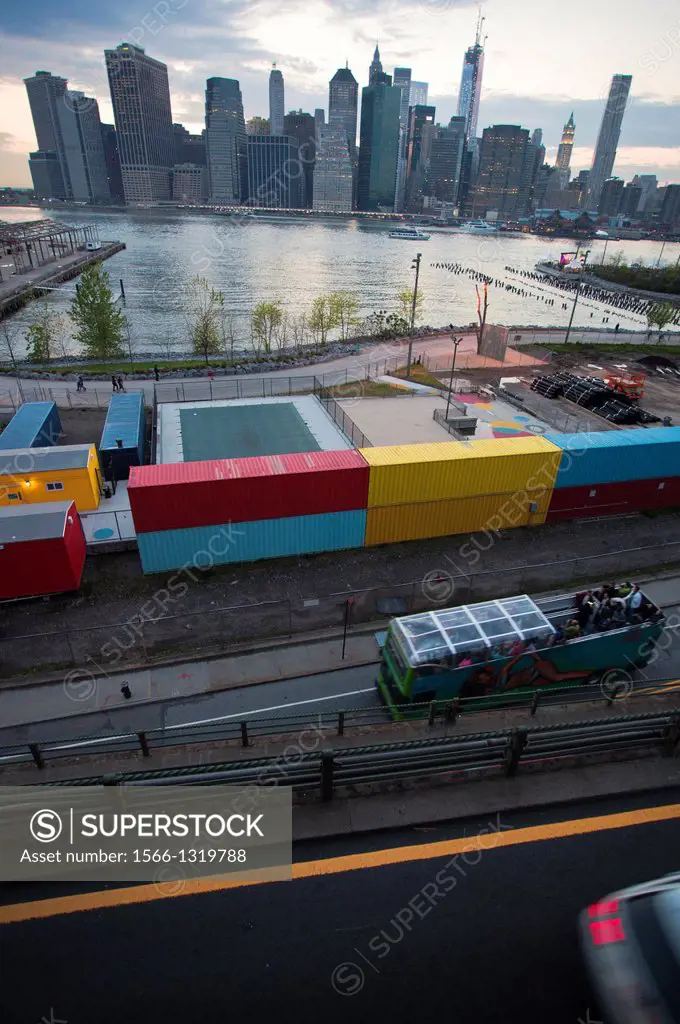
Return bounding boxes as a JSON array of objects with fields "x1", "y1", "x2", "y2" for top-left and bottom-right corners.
[{"x1": 2, "y1": 790, "x2": 680, "y2": 1024}]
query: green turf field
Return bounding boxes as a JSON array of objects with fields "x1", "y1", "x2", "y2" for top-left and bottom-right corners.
[{"x1": 179, "y1": 402, "x2": 321, "y2": 461}]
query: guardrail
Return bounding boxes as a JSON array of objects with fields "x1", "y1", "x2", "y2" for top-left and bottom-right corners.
[
  {"x1": 34, "y1": 708, "x2": 680, "y2": 796},
  {"x1": 313, "y1": 377, "x2": 371, "y2": 447},
  {"x1": 4, "y1": 677, "x2": 679, "y2": 774}
]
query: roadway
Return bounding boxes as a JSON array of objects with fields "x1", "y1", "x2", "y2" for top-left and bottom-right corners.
[{"x1": 2, "y1": 790, "x2": 680, "y2": 1023}]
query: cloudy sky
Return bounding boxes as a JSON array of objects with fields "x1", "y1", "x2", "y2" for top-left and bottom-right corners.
[{"x1": 1, "y1": 0, "x2": 679, "y2": 187}]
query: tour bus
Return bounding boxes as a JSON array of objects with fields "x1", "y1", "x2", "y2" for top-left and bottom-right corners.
[{"x1": 376, "y1": 587, "x2": 665, "y2": 719}]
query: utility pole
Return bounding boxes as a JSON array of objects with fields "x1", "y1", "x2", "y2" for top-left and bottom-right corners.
[
  {"x1": 656, "y1": 240, "x2": 667, "y2": 268},
  {"x1": 564, "y1": 249, "x2": 590, "y2": 345},
  {"x1": 445, "y1": 335, "x2": 463, "y2": 422},
  {"x1": 406, "y1": 251, "x2": 422, "y2": 376}
]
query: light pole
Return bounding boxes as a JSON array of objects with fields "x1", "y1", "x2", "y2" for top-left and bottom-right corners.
[
  {"x1": 656, "y1": 240, "x2": 667, "y2": 268},
  {"x1": 406, "y1": 251, "x2": 422, "y2": 377},
  {"x1": 600, "y1": 237, "x2": 610, "y2": 266},
  {"x1": 564, "y1": 249, "x2": 590, "y2": 345},
  {"x1": 445, "y1": 335, "x2": 463, "y2": 422}
]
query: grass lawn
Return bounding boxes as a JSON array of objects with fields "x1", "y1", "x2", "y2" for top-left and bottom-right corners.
[
  {"x1": 20, "y1": 351, "x2": 332, "y2": 376},
  {"x1": 392, "y1": 364, "x2": 445, "y2": 388},
  {"x1": 536, "y1": 342, "x2": 680, "y2": 357}
]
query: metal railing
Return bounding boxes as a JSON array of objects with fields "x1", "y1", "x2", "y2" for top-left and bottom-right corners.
[
  {"x1": 313, "y1": 377, "x2": 371, "y2": 447},
  {"x1": 28, "y1": 709, "x2": 680, "y2": 795}
]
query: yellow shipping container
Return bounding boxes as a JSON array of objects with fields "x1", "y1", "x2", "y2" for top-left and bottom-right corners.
[
  {"x1": 364, "y1": 488, "x2": 552, "y2": 546},
  {"x1": 0, "y1": 444, "x2": 102, "y2": 512},
  {"x1": 359, "y1": 437, "x2": 562, "y2": 508}
]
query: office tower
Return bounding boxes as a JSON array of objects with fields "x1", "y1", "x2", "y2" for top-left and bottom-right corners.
[
  {"x1": 283, "y1": 110, "x2": 316, "y2": 207},
  {"x1": 470, "y1": 124, "x2": 530, "y2": 218},
  {"x1": 329, "y1": 65, "x2": 358, "y2": 155},
  {"x1": 393, "y1": 68, "x2": 412, "y2": 127},
  {"x1": 105, "y1": 44, "x2": 174, "y2": 203},
  {"x1": 357, "y1": 81, "x2": 401, "y2": 211},
  {"x1": 426, "y1": 116, "x2": 466, "y2": 203},
  {"x1": 620, "y1": 182, "x2": 643, "y2": 218},
  {"x1": 24, "y1": 71, "x2": 71, "y2": 198},
  {"x1": 660, "y1": 184, "x2": 680, "y2": 227},
  {"x1": 405, "y1": 104, "x2": 436, "y2": 210},
  {"x1": 100, "y1": 124, "x2": 124, "y2": 203},
  {"x1": 314, "y1": 109, "x2": 325, "y2": 138},
  {"x1": 531, "y1": 129, "x2": 543, "y2": 149},
  {"x1": 392, "y1": 67, "x2": 412, "y2": 211},
  {"x1": 313, "y1": 124, "x2": 353, "y2": 211},
  {"x1": 59, "y1": 91, "x2": 111, "y2": 203},
  {"x1": 205, "y1": 77, "x2": 246, "y2": 204},
  {"x1": 584, "y1": 74, "x2": 632, "y2": 209},
  {"x1": 172, "y1": 164, "x2": 207, "y2": 202},
  {"x1": 630, "y1": 173, "x2": 658, "y2": 213},
  {"x1": 246, "y1": 116, "x2": 270, "y2": 136},
  {"x1": 599, "y1": 177, "x2": 625, "y2": 216},
  {"x1": 457, "y1": 14, "x2": 485, "y2": 142},
  {"x1": 173, "y1": 123, "x2": 207, "y2": 165},
  {"x1": 556, "y1": 112, "x2": 575, "y2": 176},
  {"x1": 246, "y1": 136, "x2": 303, "y2": 208},
  {"x1": 409, "y1": 81, "x2": 429, "y2": 107},
  {"x1": 369, "y1": 44, "x2": 383, "y2": 85},
  {"x1": 269, "y1": 65, "x2": 285, "y2": 135}
]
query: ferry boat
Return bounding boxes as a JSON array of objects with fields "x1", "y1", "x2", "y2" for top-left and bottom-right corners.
[
  {"x1": 388, "y1": 227, "x2": 431, "y2": 240},
  {"x1": 459, "y1": 220, "x2": 499, "y2": 235}
]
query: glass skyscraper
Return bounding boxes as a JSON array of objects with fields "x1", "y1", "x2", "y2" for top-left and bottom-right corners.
[
  {"x1": 584, "y1": 75, "x2": 632, "y2": 210},
  {"x1": 205, "y1": 77, "x2": 246, "y2": 204},
  {"x1": 357, "y1": 81, "x2": 401, "y2": 211}
]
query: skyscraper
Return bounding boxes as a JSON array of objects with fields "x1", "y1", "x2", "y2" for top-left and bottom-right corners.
[
  {"x1": 105, "y1": 44, "x2": 174, "y2": 203},
  {"x1": 584, "y1": 74, "x2": 632, "y2": 210},
  {"x1": 313, "y1": 124, "x2": 353, "y2": 212},
  {"x1": 599, "y1": 177, "x2": 624, "y2": 216},
  {"x1": 269, "y1": 65, "x2": 285, "y2": 135},
  {"x1": 630, "y1": 173, "x2": 657, "y2": 214},
  {"x1": 24, "y1": 71, "x2": 71, "y2": 199},
  {"x1": 329, "y1": 65, "x2": 358, "y2": 155},
  {"x1": 60, "y1": 91, "x2": 111, "y2": 203},
  {"x1": 205, "y1": 77, "x2": 246, "y2": 204},
  {"x1": 659, "y1": 184, "x2": 680, "y2": 227},
  {"x1": 393, "y1": 68, "x2": 412, "y2": 213},
  {"x1": 426, "y1": 116, "x2": 466, "y2": 203},
  {"x1": 357, "y1": 81, "x2": 401, "y2": 211},
  {"x1": 393, "y1": 68, "x2": 412, "y2": 127},
  {"x1": 283, "y1": 110, "x2": 316, "y2": 208},
  {"x1": 369, "y1": 44, "x2": 383, "y2": 85},
  {"x1": 100, "y1": 124, "x2": 124, "y2": 203},
  {"x1": 409, "y1": 81, "x2": 429, "y2": 107},
  {"x1": 246, "y1": 136, "x2": 303, "y2": 208},
  {"x1": 531, "y1": 129, "x2": 543, "y2": 149},
  {"x1": 405, "y1": 104, "x2": 436, "y2": 211},
  {"x1": 556, "y1": 112, "x2": 575, "y2": 175},
  {"x1": 457, "y1": 14, "x2": 485, "y2": 143},
  {"x1": 246, "y1": 116, "x2": 270, "y2": 136},
  {"x1": 471, "y1": 124, "x2": 530, "y2": 219}
]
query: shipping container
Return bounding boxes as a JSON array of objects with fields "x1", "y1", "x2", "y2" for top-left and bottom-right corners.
[
  {"x1": 545, "y1": 427, "x2": 680, "y2": 489},
  {"x1": 546, "y1": 476, "x2": 680, "y2": 522},
  {"x1": 0, "y1": 401, "x2": 61, "y2": 451},
  {"x1": 359, "y1": 437, "x2": 561, "y2": 508},
  {"x1": 129, "y1": 450, "x2": 369, "y2": 534},
  {"x1": 364, "y1": 489, "x2": 551, "y2": 546},
  {"x1": 0, "y1": 500, "x2": 86, "y2": 600},
  {"x1": 136, "y1": 509, "x2": 367, "y2": 574},
  {"x1": 0, "y1": 444, "x2": 102, "y2": 511},
  {"x1": 100, "y1": 392, "x2": 146, "y2": 480}
]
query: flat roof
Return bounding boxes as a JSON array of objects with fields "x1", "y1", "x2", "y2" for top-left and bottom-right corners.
[
  {"x1": 0, "y1": 500, "x2": 74, "y2": 542},
  {"x1": 100, "y1": 392, "x2": 144, "y2": 451},
  {"x1": 0, "y1": 444, "x2": 93, "y2": 476}
]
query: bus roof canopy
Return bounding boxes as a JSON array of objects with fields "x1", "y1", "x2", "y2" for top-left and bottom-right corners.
[{"x1": 393, "y1": 596, "x2": 556, "y2": 667}]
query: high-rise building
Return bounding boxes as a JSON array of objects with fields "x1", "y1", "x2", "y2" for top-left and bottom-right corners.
[
  {"x1": 173, "y1": 123, "x2": 206, "y2": 165},
  {"x1": 60, "y1": 91, "x2": 111, "y2": 203},
  {"x1": 314, "y1": 109, "x2": 325, "y2": 138},
  {"x1": 426, "y1": 116, "x2": 466, "y2": 204},
  {"x1": 357, "y1": 81, "x2": 401, "y2": 211},
  {"x1": 246, "y1": 136, "x2": 303, "y2": 208},
  {"x1": 329, "y1": 65, "x2": 358, "y2": 155},
  {"x1": 393, "y1": 68, "x2": 412, "y2": 128},
  {"x1": 369, "y1": 44, "x2": 383, "y2": 85},
  {"x1": 457, "y1": 14, "x2": 485, "y2": 143},
  {"x1": 24, "y1": 71, "x2": 71, "y2": 199},
  {"x1": 660, "y1": 184, "x2": 680, "y2": 227},
  {"x1": 269, "y1": 65, "x2": 285, "y2": 135},
  {"x1": 205, "y1": 77, "x2": 246, "y2": 204},
  {"x1": 599, "y1": 177, "x2": 625, "y2": 216},
  {"x1": 584, "y1": 74, "x2": 632, "y2": 210},
  {"x1": 313, "y1": 124, "x2": 353, "y2": 212},
  {"x1": 405, "y1": 104, "x2": 436, "y2": 211},
  {"x1": 283, "y1": 110, "x2": 316, "y2": 208},
  {"x1": 392, "y1": 67, "x2": 412, "y2": 212},
  {"x1": 247, "y1": 116, "x2": 270, "y2": 136},
  {"x1": 100, "y1": 124, "x2": 124, "y2": 203},
  {"x1": 556, "y1": 112, "x2": 575, "y2": 177},
  {"x1": 105, "y1": 43, "x2": 174, "y2": 203},
  {"x1": 471, "y1": 124, "x2": 530, "y2": 219},
  {"x1": 620, "y1": 182, "x2": 643, "y2": 218},
  {"x1": 409, "y1": 81, "x2": 429, "y2": 107},
  {"x1": 172, "y1": 164, "x2": 207, "y2": 202},
  {"x1": 630, "y1": 173, "x2": 658, "y2": 214}
]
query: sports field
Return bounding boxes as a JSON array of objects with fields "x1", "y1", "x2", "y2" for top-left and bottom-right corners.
[{"x1": 179, "y1": 402, "x2": 321, "y2": 461}]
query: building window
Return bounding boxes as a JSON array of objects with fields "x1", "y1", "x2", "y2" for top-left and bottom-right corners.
[{"x1": 46, "y1": 482, "x2": 64, "y2": 491}]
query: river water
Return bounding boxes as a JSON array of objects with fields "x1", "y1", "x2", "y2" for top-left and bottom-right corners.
[{"x1": 3, "y1": 206, "x2": 679, "y2": 358}]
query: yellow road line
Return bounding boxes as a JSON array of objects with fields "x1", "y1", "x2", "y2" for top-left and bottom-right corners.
[{"x1": 2, "y1": 802, "x2": 680, "y2": 926}]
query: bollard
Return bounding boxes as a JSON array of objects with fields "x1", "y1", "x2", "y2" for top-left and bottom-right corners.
[
  {"x1": 240, "y1": 722, "x2": 249, "y2": 748},
  {"x1": 504, "y1": 728, "x2": 528, "y2": 777},
  {"x1": 29, "y1": 743, "x2": 44, "y2": 769},
  {"x1": 444, "y1": 699, "x2": 460, "y2": 724},
  {"x1": 337, "y1": 711, "x2": 345, "y2": 737},
  {"x1": 662, "y1": 716, "x2": 680, "y2": 757},
  {"x1": 606, "y1": 681, "x2": 626, "y2": 707},
  {"x1": 137, "y1": 732, "x2": 150, "y2": 757},
  {"x1": 428, "y1": 701, "x2": 437, "y2": 727},
  {"x1": 321, "y1": 751, "x2": 335, "y2": 801},
  {"x1": 530, "y1": 692, "x2": 540, "y2": 716}
]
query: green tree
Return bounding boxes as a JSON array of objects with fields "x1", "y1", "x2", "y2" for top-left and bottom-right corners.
[
  {"x1": 398, "y1": 287, "x2": 425, "y2": 328},
  {"x1": 185, "y1": 277, "x2": 225, "y2": 363},
  {"x1": 647, "y1": 301, "x2": 676, "y2": 342},
  {"x1": 329, "y1": 290, "x2": 360, "y2": 341},
  {"x1": 252, "y1": 299, "x2": 284, "y2": 354},
  {"x1": 308, "y1": 295, "x2": 339, "y2": 346},
  {"x1": 69, "y1": 263, "x2": 125, "y2": 359}
]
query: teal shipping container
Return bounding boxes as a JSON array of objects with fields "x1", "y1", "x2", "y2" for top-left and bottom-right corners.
[
  {"x1": 99, "y1": 392, "x2": 146, "y2": 480},
  {"x1": 0, "y1": 401, "x2": 61, "y2": 450},
  {"x1": 545, "y1": 427, "x2": 680, "y2": 489},
  {"x1": 136, "y1": 509, "x2": 367, "y2": 573}
]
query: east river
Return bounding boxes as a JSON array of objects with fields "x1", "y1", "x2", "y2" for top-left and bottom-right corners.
[{"x1": 3, "y1": 206, "x2": 679, "y2": 357}]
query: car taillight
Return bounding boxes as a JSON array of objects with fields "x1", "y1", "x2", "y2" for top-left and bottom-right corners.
[
  {"x1": 588, "y1": 899, "x2": 620, "y2": 917},
  {"x1": 589, "y1": 917, "x2": 626, "y2": 945}
]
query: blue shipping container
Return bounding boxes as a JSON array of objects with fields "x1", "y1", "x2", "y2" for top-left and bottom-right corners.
[
  {"x1": 0, "y1": 401, "x2": 61, "y2": 451},
  {"x1": 137, "y1": 509, "x2": 367, "y2": 573},
  {"x1": 99, "y1": 392, "x2": 146, "y2": 480},
  {"x1": 545, "y1": 427, "x2": 680, "y2": 489}
]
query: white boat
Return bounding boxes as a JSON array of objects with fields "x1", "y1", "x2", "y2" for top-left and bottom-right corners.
[
  {"x1": 388, "y1": 227, "x2": 431, "y2": 240},
  {"x1": 459, "y1": 220, "x2": 499, "y2": 235}
]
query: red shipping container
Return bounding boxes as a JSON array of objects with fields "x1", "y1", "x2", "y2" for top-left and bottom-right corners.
[
  {"x1": 128, "y1": 449, "x2": 370, "y2": 533},
  {"x1": 546, "y1": 476, "x2": 680, "y2": 523},
  {"x1": 0, "y1": 500, "x2": 86, "y2": 600}
]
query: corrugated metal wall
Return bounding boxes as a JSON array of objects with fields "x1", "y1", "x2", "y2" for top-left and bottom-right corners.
[
  {"x1": 547, "y1": 477, "x2": 680, "y2": 522},
  {"x1": 545, "y1": 427, "x2": 680, "y2": 488},
  {"x1": 100, "y1": 393, "x2": 146, "y2": 480},
  {"x1": 0, "y1": 402, "x2": 61, "y2": 450}
]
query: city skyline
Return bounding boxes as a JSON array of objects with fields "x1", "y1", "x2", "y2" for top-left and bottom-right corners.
[{"x1": 2, "y1": 0, "x2": 680, "y2": 188}]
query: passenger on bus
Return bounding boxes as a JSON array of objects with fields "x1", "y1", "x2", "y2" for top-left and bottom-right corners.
[{"x1": 564, "y1": 619, "x2": 581, "y2": 639}]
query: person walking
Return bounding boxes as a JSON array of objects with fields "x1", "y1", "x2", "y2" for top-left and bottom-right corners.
[
  {"x1": 111, "y1": 374, "x2": 119, "y2": 393},
  {"x1": 116, "y1": 375, "x2": 125, "y2": 393},
  {"x1": 76, "y1": 376, "x2": 86, "y2": 392},
  {"x1": 120, "y1": 682, "x2": 132, "y2": 700},
  {"x1": 154, "y1": 365, "x2": 160, "y2": 382}
]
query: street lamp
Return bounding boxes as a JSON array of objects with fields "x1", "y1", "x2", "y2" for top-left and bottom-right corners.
[
  {"x1": 656, "y1": 240, "x2": 667, "y2": 268},
  {"x1": 406, "y1": 251, "x2": 422, "y2": 377},
  {"x1": 445, "y1": 333, "x2": 463, "y2": 422},
  {"x1": 564, "y1": 249, "x2": 590, "y2": 346}
]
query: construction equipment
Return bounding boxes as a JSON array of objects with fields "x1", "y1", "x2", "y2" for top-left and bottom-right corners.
[{"x1": 603, "y1": 371, "x2": 646, "y2": 400}]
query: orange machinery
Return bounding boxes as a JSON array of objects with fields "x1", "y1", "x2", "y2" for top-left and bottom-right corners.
[{"x1": 602, "y1": 371, "x2": 646, "y2": 400}]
